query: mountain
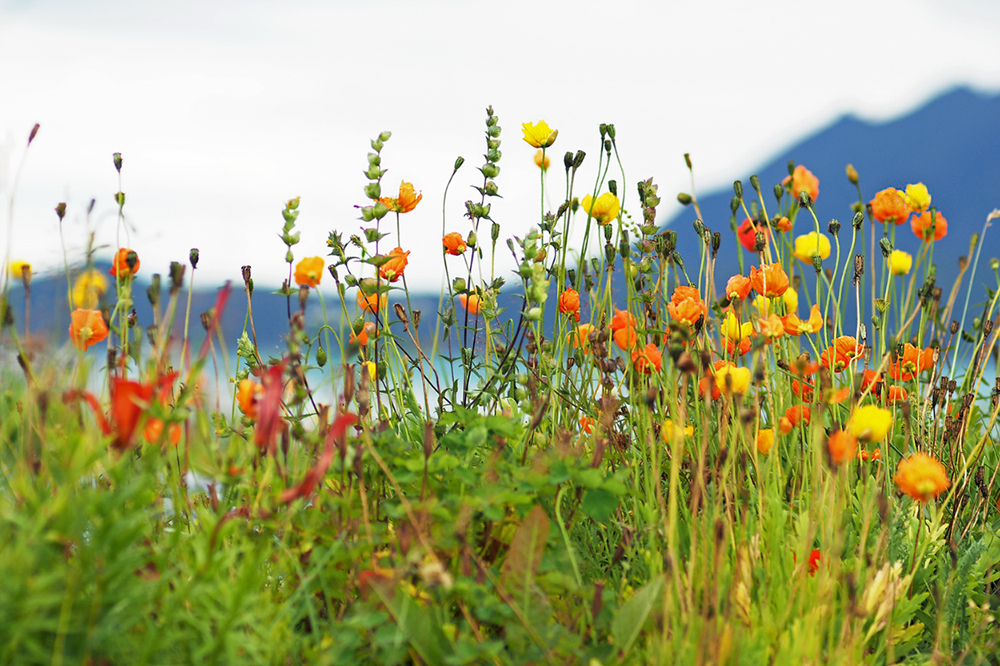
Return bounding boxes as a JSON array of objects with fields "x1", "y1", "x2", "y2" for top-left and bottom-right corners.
[{"x1": 665, "y1": 87, "x2": 1000, "y2": 313}]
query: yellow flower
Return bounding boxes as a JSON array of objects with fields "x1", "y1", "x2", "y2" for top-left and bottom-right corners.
[
  {"x1": 362, "y1": 361, "x2": 377, "y2": 382},
  {"x1": 294, "y1": 256, "x2": 325, "y2": 287},
  {"x1": 72, "y1": 269, "x2": 109, "y2": 308},
  {"x1": 756, "y1": 429, "x2": 774, "y2": 455},
  {"x1": 714, "y1": 364, "x2": 751, "y2": 396},
  {"x1": 752, "y1": 288, "x2": 797, "y2": 317},
  {"x1": 579, "y1": 192, "x2": 621, "y2": 225},
  {"x1": 533, "y1": 149, "x2": 550, "y2": 171},
  {"x1": 889, "y1": 250, "x2": 912, "y2": 276},
  {"x1": 723, "y1": 311, "x2": 753, "y2": 343},
  {"x1": 903, "y1": 183, "x2": 931, "y2": 212},
  {"x1": 521, "y1": 120, "x2": 558, "y2": 148},
  {"x1": 661, "y1": 419, "x2": 694, "y2": 441},
  {"x1": 848, "y1": 405, "x2": 894, "y2": 443},
  {"x1": 793, "y1": 231, "x2": 831, "y2": 263},
  {"x1": 8, "y1": 260, "x2": 31, "y2": 282}
]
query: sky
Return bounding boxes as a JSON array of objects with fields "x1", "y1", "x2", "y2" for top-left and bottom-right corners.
[{"x1": 2, "y1": 0, "x2": 1000, "y2": 293}]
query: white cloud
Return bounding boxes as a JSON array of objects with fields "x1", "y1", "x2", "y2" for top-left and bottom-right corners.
[{"x1": 2, "y1": 0, "x2": 999, "y2": 291}]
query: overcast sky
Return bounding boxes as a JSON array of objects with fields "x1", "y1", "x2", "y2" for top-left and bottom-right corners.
[{"x1": 2, "y1": 0, "x2": 1000, "y2": 292}]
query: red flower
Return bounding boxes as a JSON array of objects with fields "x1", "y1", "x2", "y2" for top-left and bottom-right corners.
[
  {"x1": 737, "y1": 218, "x2": 768, "y2": 252},
  {"x1": 911, "y1": 210, "x2": 948, "y2": 242},
  {"x1": 66, "y1": 373, "x2": 177, "y2": 450}
]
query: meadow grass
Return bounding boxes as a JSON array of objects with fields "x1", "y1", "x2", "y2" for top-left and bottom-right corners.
[{"x1": 1, "y1": 112, "x2": 999, "y2": 665}]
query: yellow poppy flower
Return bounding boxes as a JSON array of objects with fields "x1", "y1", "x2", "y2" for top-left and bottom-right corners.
[
  {"x1": 793, "y1": 231, "x2": 831, "y2": 263},
  {"x1": 579, "y1": 192, "x2": 621, "y2": 225},
  {"x1": 521, "y1": 120, "x2": 558, "y2": 148}
]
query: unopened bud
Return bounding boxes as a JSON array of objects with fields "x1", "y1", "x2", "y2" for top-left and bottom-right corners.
[
  {"x1": 730, "y1": 196, "x2": 740, "y2": 215},
  {"x1": 828, "y1": 219, "x2": 841, "y2": 235},
  {"x1": 55, "y1": 202, "x2": 66, "y2": 221},
  {"x1": 773, "y1": 183, "x2": 783, "y2": 203},
  {"x1": 879, "y1": 237, "x2": 892, "y2": 258},
  {"x1": 846, "y1": 164, "x2": 858, "y2": 184},
  {"x1": 169, "y1": 262, "x2": 185, "y2": 291},
  {"x1": 454, "y1": 156, "x2": 464, "y2": 170},
  {"x1": 749, "y1": 175, "x2": 761, "y2": 194},
  {"x1": 316, "y1": 345, "x2": 327, "y2": 367},
  {"x1": 852, "y1": 211, "x2": 864, "y2": 230},
  {"x1": 573, "y1": 150, "x2": 586, "y2": 169},
  {"x1": 113, "y1": 152, "x2": 123, "y2": 172},
  {"x1": 564, "y1": 151, "x2": 574, "y2": 169},
  {"x1": 677, "y1": 192, "x2": 692, "y2": 205},
  {"x1": 754, "y1": 232, "x2": 766, "y2": 253},
  {"x1": 991, "y1": 258, "x2": 1000, "y2": 271},
  {"x1": 189, "y1": 248, "x2": 200, "y2": 269},
  {"x1": 733, "y1": 180, "x2": 743, "y2": 199}
]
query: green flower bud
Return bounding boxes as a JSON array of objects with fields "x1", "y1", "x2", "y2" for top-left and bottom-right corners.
[
  {"x1": 379, "y1": 130, "x2": 392, "y2": 142},
  {"x1": 733, "y1": 180, "x2": 743, "y2": 199},
  {"x1": 189, "y1": 248, "x2": 199, "y2": 269},
  {"x1": 316, "y1": 345, "x2": 327, "y2": 367},
  {"x1": 364, "y1": 183, "x2": 381, "y2": 200},
  {"x1": 454, "y1": 156, "x2": 465, "y2": 170},
  {"x1": 113, "y1": 152, "x2": 123, "y2": 173},
  {"x1": 677, "y1": 192, "x2": 692, "y2": 205}
]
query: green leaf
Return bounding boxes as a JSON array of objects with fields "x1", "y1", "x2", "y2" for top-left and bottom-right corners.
[
  {"x1": 582, "y1": 488, "x2": 618, "y2": 522},
  {"x1": 612, "y1": 575, "x2": 665, "y2": 657}
]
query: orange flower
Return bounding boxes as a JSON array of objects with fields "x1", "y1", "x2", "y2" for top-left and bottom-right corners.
[
  {"x1": 858, "y1": 447, "x2": 882, "y2": 462},
  {"x1": 885, "y1": 385, "x2": 908, "y2": 403},
  {"x1": 827, "y1": 430, "x2": 857, "y2": 466},
  {"x1": 69, "y1": 308, "x2": 109, "y2": 350},
  {"x1": 807, "y1": 549, "x2": 821, "y2": 575},
  {"x1": 349, "y1": 322, "x2": 377, "y2": 346},
  {"x1": 237, "y1": 378, "x2": 263, "y2": 419},
  {"x1": 144, "y1": 418, "x2": 182, "y2": 446},
  {"x1": 894, "y1": 452, "x2": 950, "y2": 502},
  {"x1": 911, "y1": 210, "x2": 948, "y2": 242},
  {"x1": 610, "y1": 308, "x2": 636, "y2": 331},
  {"x1": 820, "y1": 336, "x2": 864, "y2": 373},
  {"x1": 569, "y1": 323, "x2": 594, "y2": 352},
  {"x1": 580, "y1": 416, "x2": 593, "y2": 434},
  {"x1": 759, "y1": 314, "x2": 785, "y2": 340},
  {"x1": 749, "y1": 263, "x2": 789, "y2": 297},
  {"x1": 725, "y1": 334, "x2": 753, "y2": 357},
  {"x1": 869, "y1": 188, "x2": 910, "y2": 225},
  {"x1": 68, "y1": 373, "x2": 177, "y2": 450},
  {"x1": 667, "y1": 286, "x2": 707, "y2": 326},
  {"x1": 783, "y1": 165, "x2": 820, "y2": 203},
  {"x1": 632, "y1": 343, "x2": 662, "y2": 374},
  {"x1": 459, "y1": 293, "x2": 481, "y2": 315},
  {"x1": 888, "y1": 344, "x2": 935, "y2": 381},
  {"x1": 533, "y1": 149, "x2": 550, "y2": 171},
  {"x1": 442, "y1": 232, "x2": 467, "y2": 256},
  {"x1": 775, "y1": 216, "x2": 792, "y2": 232},
  {"x1": 109, "y1": 248, "x2": 140, "y2": 278},
  {"x1": 379, "y1": 181, "x2": 422, "y2": 213},
  {"x1": 725, "y1": 275, "x2": 752, "y2": 301},
  {"x1": 558, "y1": 288, "x2": 581, "y2": 321},
  {"x1": 358, "y1": 290, "x2": 385, "y2": 314},
  {"x1": 861, "y1": 369, "x2": 882, "y2": 393},
  {"x1": 791, "y1": 379, "x2": 814, "y2": 403},
  {"x1": 378, "y1": 247, "x2": 410, "y2": 282},
  {"x1": 781, "y1": 304, "x2": 823, "y2": 336},
  {"x1": 294, "y1": 256, "x2": 325, "y2": 287},
  {"x1": 698, "y1": 360, "x2": 727, "y2": 401},
  {"x1": 825, "y1": 386, "x2": 851, "y2": 405},
  {"x1": 613, "y1": 326, "x2": 637, "y2": 351},
  {"x1": 756, "y1": 429, "x2": 775, "y2": 455},
  {"x1": 779, "y1": 405, "x2": 811, "y2": 434},
  {"x1": 737, "y1": 218, "x2": 769, "y2": 252}
]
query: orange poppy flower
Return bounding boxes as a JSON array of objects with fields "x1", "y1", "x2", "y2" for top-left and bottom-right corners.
[
  {"x1": 869, "y1": 187, "x2": 910, "y2": 225},
  {"x1": 378, "y1": 247, "x2": 410, "y2": 283},
  {"x1": 109, "y1": 248, "x2": 140, "y2": 278},
  {"x1": 379, "y1": 180, "x2": 422, "y2": 213},
  {"x1": 759, "y1": 314, "x2": 785, "y2": 340},
  {"x1": 725, "y1": 275, "x2": 752, "y2": 301},
  {"x1": 69, "y1": 308, "x2": 109, "y2": 350},
  {"x1": 820, "y1": 336, "x2": 864, "y2": 373},
  {"x1": 858, "y1": 447, "x2": 882, "y2": 462},
  {"x1": 781, "y1": 304, "x2": 823, "y2": 335},
  {"x1": 667, "y1": 286, "x2": 707, "y2": 326},
  {"x1": 459, "y1": 293, "x2": 481, "y2": 315},
  {"x1": 613, "y1": 326, "x2": 637, "y2": 351},
  {"x1": 860, "y1": 369, "x2": 882, "y2": 392},
  {"x1": 580, "y1": 416, "x2": 593, "y2": 434},
  {"x1": 756, "y1": 429, "x2": 775, "y2": 455},
  {"x1": 294, "y1": 256, "x2": 325, "y2": 287},
  {"x1": 749, "y1": 262, "x2": 789, "y2": 297},
  {"x1": 827, "y1": 430, "x2": 857, "y2": 466},
  {"x1": 144, "y1": 418, "x2": 182, "y2": 446},
  {"x1": 610, "y1": 308, "x2": 636, "y2": 331},
  {"x1": 779, "y1": 405, "x2": 811, "y2": 434},
  {"x1": 807, "y1": 549, "x2": 821, "y2": 575},
  {"x1": 569, "y1": 323, "x2": 594, "y2": 352},
  {"x1": 894, "y1": 452, "x2": 950, "y2": 502},
  {"x1": 725, "y1": 335, "x2": 753, "y2": 357},
  {"x1": 911, "y1": 210, "x2": 948, "y2": 242},
  {"x1": 442, "y1": 232, "x2": 467, "y2": 256},
  {"x1": 783, "y1": 165, "x2": 819, "y2": 202},
  {"x1": 632, "y1": 343, "x2": 663, "y2": 374},
  {"x1": 791, "y1": 379, "x2": 814, "y2": 402},
  {"x1": 237, "y1": 378, "x2": 264, "y2": 419},
  {"x1": 358, "y1": 290, "x2": 385, "y2": 314},
  {"x1": 737, "y1": 218, "x2": 768, "y2": 252},
  {"x1": 698, "y1": 360, "x2": 728, "y2": 401},
  {"x1": 350, "y1": 322, "x2": 377, "y2": 346},
  {"x1": 884, "y1": 385, "x2": 908, "y2": 403},
  {"x1": 775, "y1": 216, "x2": 792, "y2": 232},
  {"x1": 558, "y1": 288, "x2": 581, "y2": 321},
  {"x1": 887, "y1": 343, "x2": 935, "y2": 381}
]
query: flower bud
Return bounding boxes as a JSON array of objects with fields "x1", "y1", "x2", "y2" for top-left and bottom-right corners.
[
  {"x1": 127, "y1": 309, "x2": 138, "y2": 327},
  {"x1": 852, "y1": 211, "x2": 864, "y2": 230},
  {"x1": 871, "y1": 314, "x2": 881, "y2": 329},
  {"x1": 115, "y1": 191, "x2": 125, "y2": 207},
  {"x1": 189, "y1": 248, "x2": 199, "y2": 269},
  {"x1": 712, "y1": 232, "x2": 721, "y2": 258},
  {"x1": 773, "y1": 184, "x2": 783, "y2": 203},
  {"x1": 604, "y1": 139, "x2": 611, "y2": 153},
  {"x1": 828, "y1": 219, "x2": 841, "y2": 236},
  {"x1": 316, "y1": 345, "x2": 327, "y2": 367},
  {"x1": 454, "y1": 156, "x2": 465, "y2": 170},
  {"x1": 169, "y1": 261, "x2": 185, "y2": 291},
  {"x1": 608, "y1": 180, "x2": 617, "y2": 196},
  {"x1": 730, "y1": 196, "x2": 740, "y2": 215},
  {"x1": 564, "y1": 152, "x2": 574, "y2": 169},
  {"x1": 452, "y1": 277, "x2": 467, "y2": 293},
  {"x1": 874, "y1": 298, "x2": 888, "y2": 313},
  {"x1": 55, "y1": 202, "x2": 66, "y2": 221},
  {"x1": 733, "y1": 180, "x2": 743, "y2": 199},
  {"x1": 113, "y1": 152, "x2": 123, "y2": 173},
  {"x1": 573, "y1": 150, "x2": 586, "y2": 169},
  {"x1": 846, "y1": 164, "x2": 859, "y2": 184},
  {"x1": 677, "y1": 192, "x2": 692, "y2": 205},
  {"x1": 991, "y1": 258, "x2": 1000, "y2": 271},
  {"x1": 878, "y1": 237, "x2": 892, "y2": 258},
  {"x1": 147, "y1": 274, "x2": 161, "y2": 307},
  {"x1": 126, "y1": 250, "x2": 139, "y2": 273},
  {"x1": 379, "y1": 130, "x2": 392, "y2": 142},
  {"x1": 787, "y1": 160, "x2": 796, "y2": 177}
]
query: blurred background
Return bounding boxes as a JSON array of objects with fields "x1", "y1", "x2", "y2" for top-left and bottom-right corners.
[{"x1": 2, "y1": 0, "x2": 1000, "y2": 349}]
